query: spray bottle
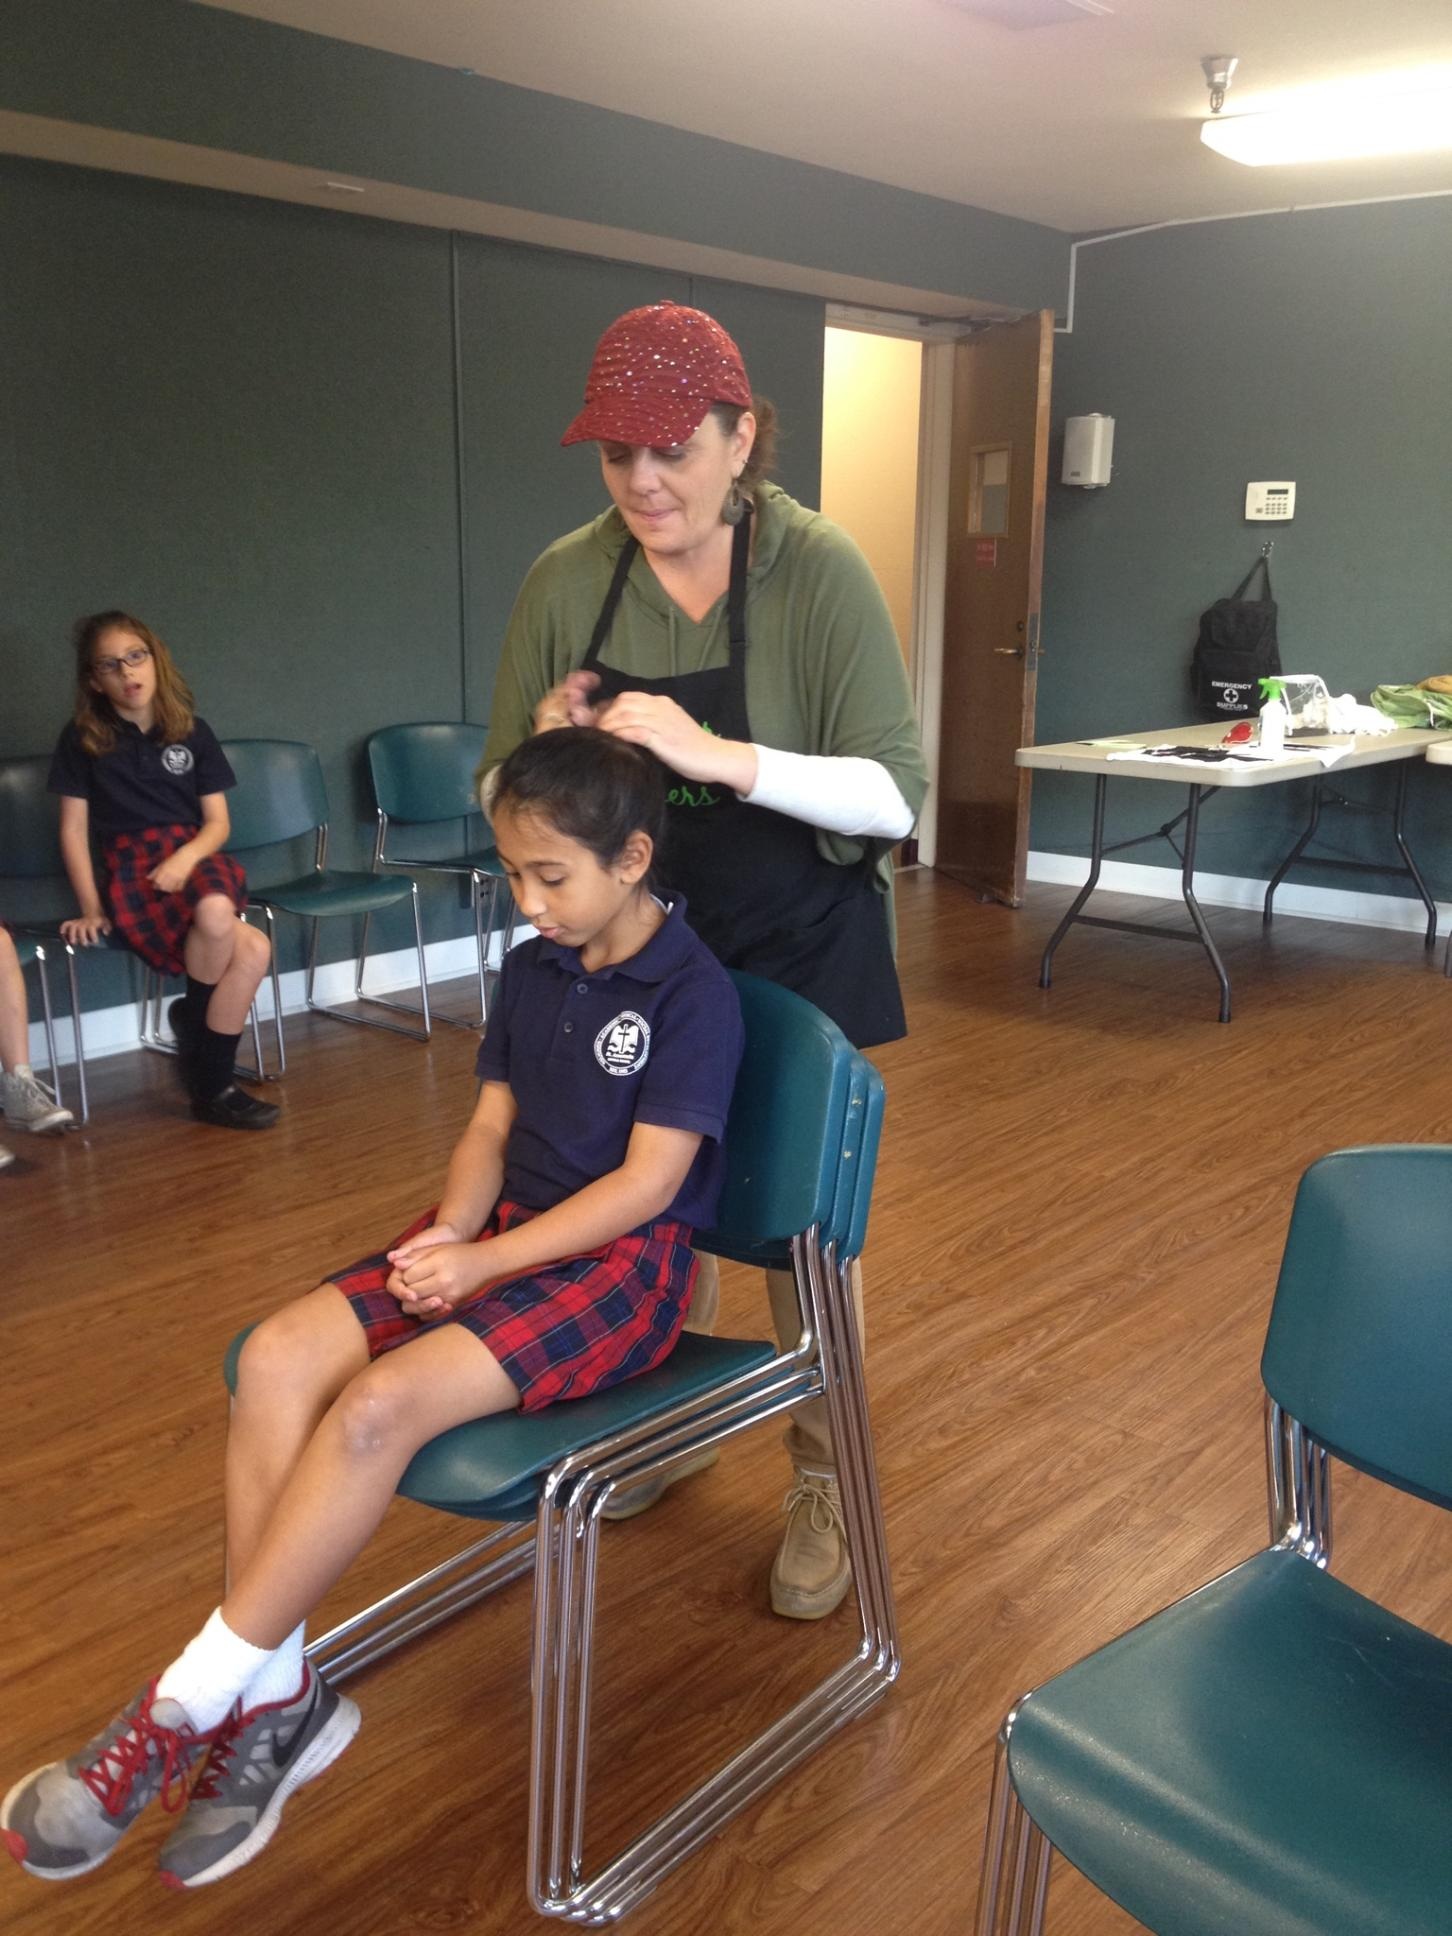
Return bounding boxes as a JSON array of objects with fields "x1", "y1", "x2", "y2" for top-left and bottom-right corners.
[{"x1": 1258, "y1": 676, "x2": 1288, "y2": 756}]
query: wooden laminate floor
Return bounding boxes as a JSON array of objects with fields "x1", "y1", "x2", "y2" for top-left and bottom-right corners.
[{"x1": 4, "y1": 870, "x2": 1452, "y2": 1936}]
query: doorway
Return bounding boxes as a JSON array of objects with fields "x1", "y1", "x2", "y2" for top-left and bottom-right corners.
[
  {"x1": 820, "y1": 325, "x2": 923, "y2": 674},
  {"x1": 820, "y1": 322, "x2": 924, "y2": 860}
]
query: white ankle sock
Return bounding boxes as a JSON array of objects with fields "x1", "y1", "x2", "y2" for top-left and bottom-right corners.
[
  {"x1": 10, "y1": 1064, "x2": 32, "y2": 1081},
  {"x1": 155, "y1": 1607, "x2": 275, "y2": 1733},
  {"x1": 240, "y1": 1623, "x2": 307, "y2": 1711}
]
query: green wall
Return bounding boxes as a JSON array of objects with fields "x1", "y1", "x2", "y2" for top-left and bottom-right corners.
[
  {"x1": 0, "y1": 155, "x2": 826, "y2": 1005},
  {"x1": 1036, "y1": 196, "x2": 1452, "y2": 895},
  {"x1": 0, "y1": 0, "x2": 1068, "y2": 316}
]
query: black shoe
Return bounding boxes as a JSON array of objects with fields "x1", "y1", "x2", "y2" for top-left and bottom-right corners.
[{"x1": 190, "y1": 1084, "x2": 280, "y2": 1130}]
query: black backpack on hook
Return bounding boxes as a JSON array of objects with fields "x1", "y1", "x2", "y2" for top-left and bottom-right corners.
[{"x1": 1191, "y1": 553, "x2": 1281, "y2": 718}]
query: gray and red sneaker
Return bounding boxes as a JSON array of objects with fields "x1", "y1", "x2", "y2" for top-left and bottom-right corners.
[
  {"x1": 157, "y1": 1664, "x2": 359, "y2": 1889},
  {"x1": 1, "y1": 1681, "x2": 211, "y2": 1880}
]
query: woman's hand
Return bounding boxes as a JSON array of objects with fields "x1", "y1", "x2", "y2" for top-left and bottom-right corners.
[
  {"x1": 148, "y1": 850, "x2": 195, "y2": 895},
  {"x1": 532, "y1": 671, "x2": 601, "y2": 736},
  {"x1": 60, "y1": 913, "x2": 112, "y2": 946},
  {"x1": 595, "y1": 692, "x2": 757, "y2": 791}
]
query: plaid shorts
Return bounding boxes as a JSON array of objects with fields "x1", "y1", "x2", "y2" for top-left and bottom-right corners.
[
  {"x1": 102, "y1": 825, "x2": 248, "y2": 976},
  {"x1": 327, "y1": 1198, "x2": 700, "y2": 1412}
]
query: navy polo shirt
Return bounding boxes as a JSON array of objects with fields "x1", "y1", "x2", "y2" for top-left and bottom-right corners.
[
  {"x1": 476, "y1": 897, "x2": 744, "y2": 1228},
  {"x1": 47, "y1": 715, "x2": 235, "y2": 839}
]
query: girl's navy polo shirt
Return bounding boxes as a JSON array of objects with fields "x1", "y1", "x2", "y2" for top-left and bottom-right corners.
[
  {"x1": 475, "y1": 898, "x2": 744, "y2": 1229},
  {"x1": 47, "y1": 716, "x2": 235, "y2": 838}
]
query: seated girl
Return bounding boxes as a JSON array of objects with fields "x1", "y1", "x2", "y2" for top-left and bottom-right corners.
[{"x1": 2, "y1": 726, "x2": 743, "y2": 1892}]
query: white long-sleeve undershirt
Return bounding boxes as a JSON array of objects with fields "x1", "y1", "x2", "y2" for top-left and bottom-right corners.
[
  {"x1": 741, "y1": 745, "x2": 916, "y2": 839},
  {"x1": 482, "y1": 743, "x2": 916, "y2": 841}
]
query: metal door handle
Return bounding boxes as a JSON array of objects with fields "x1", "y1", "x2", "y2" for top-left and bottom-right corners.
[{"x1": 994, "y1": 646, "x2": 1025, "y2": 657}]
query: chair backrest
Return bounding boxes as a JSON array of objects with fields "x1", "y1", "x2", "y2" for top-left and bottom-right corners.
[
  {"x1": 1261, "y1": 1145, "x2": 1452, "y2": 1512},
  {"x1": 221, "y1": 740, "x2": 329, "y2": 850},
  {"x1": 367, "y1": 723, "x2": 489, "y2": 826},
  {"x1": 694, "y1": 972, "x2": 867, "y2": 1262},
  {"x1": 0, "y1": 755, "x2": 65, "y2": 880}
]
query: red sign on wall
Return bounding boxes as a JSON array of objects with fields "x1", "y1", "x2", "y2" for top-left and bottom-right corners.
[{"x1": 975, "y1": 538, "x2": 998, "y2": 568}]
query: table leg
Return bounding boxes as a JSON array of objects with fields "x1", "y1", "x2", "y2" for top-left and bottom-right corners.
[
  {"x1": 1263, "y1": 778, "x2": 1323, "y2": 926},
  {"x1": 1180, "y1": 784, "x2": 1232, "y2": 1024},
  {"x1": 1390, "y1": 764, "x2": 1439, "y2": 950},
  {"x1": 1039, "y1": 774, "x2": 1106, "y2": 989}
]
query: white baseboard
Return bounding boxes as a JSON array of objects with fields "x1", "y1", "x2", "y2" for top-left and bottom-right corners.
[
  {"x1": 1027, "y1": 850, "x2": 1450, "y2": 936},
  {"x1": 27, "y1": 928, "x2": 525, "y2": 1069}
]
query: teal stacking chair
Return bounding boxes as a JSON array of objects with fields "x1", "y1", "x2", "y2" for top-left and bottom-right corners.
[
  {"x1": 976, "y1": 1145, "x2": 1452, "y2": 1936},
  {"x1": 223, "y1": 740, "x2": 430, "y2": 1066},
  {"x1": 364, "y1": 723, "x2": 514, "y2": 1031},
  {"x1": 224, "y1": 973, "x2": 898, "y2": 1924}
]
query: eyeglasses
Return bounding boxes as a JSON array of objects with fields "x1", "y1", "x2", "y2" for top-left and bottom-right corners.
[{"x1": 94, "y1": 645, "x2": 152, "y2": 676}]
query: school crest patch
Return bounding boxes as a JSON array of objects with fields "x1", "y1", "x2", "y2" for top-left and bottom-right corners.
[
  {"x1": 595, "y1": 1011, "x2": 650, "y2": 1077},
  {"x1": 161, "y1": 745, "x2": 195, "y2": 775}
]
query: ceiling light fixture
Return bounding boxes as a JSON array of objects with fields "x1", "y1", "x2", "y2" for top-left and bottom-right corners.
[{"x1": 1200, "y1": 60, "x2": 1452, "y2": 167}]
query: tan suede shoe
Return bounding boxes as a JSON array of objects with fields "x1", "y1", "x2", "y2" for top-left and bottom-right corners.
[
  {"x1": 599, "y1": 1446, "x2": 720, "y2": 1521},
  {"x1": 769, "y1": 1466, "x2": 852, "y2": 1620}
]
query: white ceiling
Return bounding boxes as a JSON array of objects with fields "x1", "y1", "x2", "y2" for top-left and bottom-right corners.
[{"x1": 190, "y1": 0, "x2": 1452, "y2": 232}]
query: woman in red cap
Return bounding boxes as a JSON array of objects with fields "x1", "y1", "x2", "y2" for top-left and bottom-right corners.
[{"x1": 481, "y1": 300, "x2": 927, "y2": 1620}]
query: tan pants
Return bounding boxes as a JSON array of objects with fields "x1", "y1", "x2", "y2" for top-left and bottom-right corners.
[{"x1": 685, "y1": 1252, "x2": 866, "y2": 1468}]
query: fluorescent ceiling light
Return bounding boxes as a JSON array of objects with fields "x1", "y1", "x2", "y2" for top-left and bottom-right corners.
[{"x1": 1202, "y1": 79, "x2": 1452, "y2": 166}]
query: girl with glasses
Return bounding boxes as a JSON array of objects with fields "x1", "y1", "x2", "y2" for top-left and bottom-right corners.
[{"x1": 45, "y1": 612, "x2": 278, "y2": 1129}]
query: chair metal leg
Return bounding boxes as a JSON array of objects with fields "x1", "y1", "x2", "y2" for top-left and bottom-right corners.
[
  {"x1": 305, "y1": 1523, "x2": 538, "y2": 1686},
  {"x1": 806, "y1": 1235, "x2": 901, "y2": 1674},
  {"x1": 413, "y1": 869, "x2": 506, "y2": 1034},
  {"x1": 976, "y1": 1722, "x2": 1054, "y2": 1936},
  {"x1": 1265, "y1": 1399, "x2": 1333, "y2": 1567},
  {"x1": 29, "y1": 946, "x2": 65, "y2": 1118},
  {"x1": 302, "y1": 885, "x2": 432, "y2": 1041},
  {"x1": 61, "y1": 943, "x2": 90, "y2": 1127},
  {"x1": 250, "y1": 907, "x2": 287, "y2": 1075},
  {"x1": 136, "y1": 960, "x2": 275, "y2": 1082},
  {"x1": 524, "y1": 1230, "x2": 898, "y2": 1926}
]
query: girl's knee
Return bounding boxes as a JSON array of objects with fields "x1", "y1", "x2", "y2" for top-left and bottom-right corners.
[
  {"x1": 238, "y1": 1291, "x2": 348, "y2": 1395},
  {"x1": 240, "y1": 921, "x2": 271, "y2": 969},
  {"x1": 330, "y1": 1361, "x2": 419, "y2": 1459},
  {"x1": 192, "y1": 894, "x2": 237, "y2": 940},
  {"x1": 332, "y1": 1362, "x2": 412, "y2": 1455}
]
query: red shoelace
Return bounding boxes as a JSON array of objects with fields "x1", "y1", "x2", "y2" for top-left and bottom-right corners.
[
  {"x1": 77, "y1": 1682, "x2": 203, "y2": 1818},
  {"x1": 187, "y1": 1709, "x2": 245, "y2": 1804}
]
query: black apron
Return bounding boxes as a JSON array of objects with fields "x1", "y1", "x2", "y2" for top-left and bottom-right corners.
[{"x1": 580, "y1": 511, "x2": 906, "y2": 1049}]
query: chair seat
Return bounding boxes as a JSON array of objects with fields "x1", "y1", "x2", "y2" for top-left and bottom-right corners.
[
  {"x1": 224, "y1": 1329, "x2": 778, "y2": 1523},
  {"x1": 250, "y1": 868, "x2": 417, "y2": 920},
  {"x1": 11, "y1": 920, "x2": 130, "y2": 950},
  {"x1": 1008, "y1": 1546, "x2": 1452, "y2": 1936},
  {"x1": 11, "y1": 933, "x2": 45, "y2": 968}
]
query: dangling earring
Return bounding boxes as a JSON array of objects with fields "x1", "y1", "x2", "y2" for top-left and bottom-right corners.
[{"x1": 721, "y1": 475, "x2": 747, "y2": 526}]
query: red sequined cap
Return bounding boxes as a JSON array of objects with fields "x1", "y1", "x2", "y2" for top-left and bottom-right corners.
[{"x1": 561, "y1": 302, "x2": 753, "y2": 448}]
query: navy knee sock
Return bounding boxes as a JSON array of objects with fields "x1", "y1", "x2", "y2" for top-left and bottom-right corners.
[
  {"x1": 192, "y1": 1025, "x2": 242, "y2": 1101},
  {"x1": 183, "y1": 974, "x2": 216, "y2": 1031}
]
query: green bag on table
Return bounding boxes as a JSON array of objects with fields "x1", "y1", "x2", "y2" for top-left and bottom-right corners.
[{"x1": 1370, "y1": 682, "x2": 1452, "y2": 728}]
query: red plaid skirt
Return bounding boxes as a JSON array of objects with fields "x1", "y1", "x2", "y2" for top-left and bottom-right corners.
[
  {"x1": 101, "y1": 825, "x2": 247, "y2": 976},
  {"x1": 327, "y1": 1198, "x2": 699, "y2": 1412}
]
